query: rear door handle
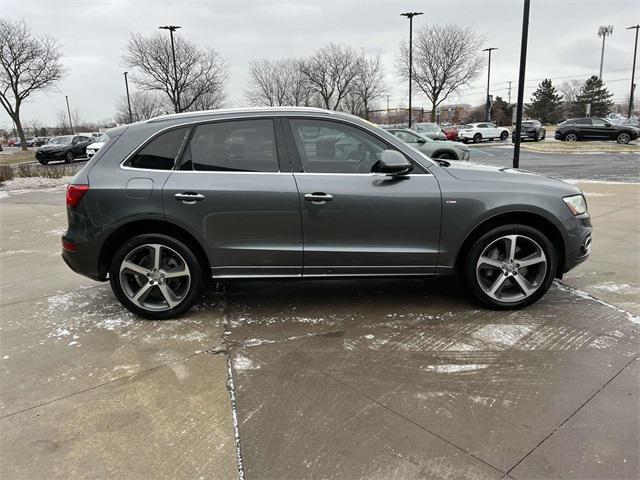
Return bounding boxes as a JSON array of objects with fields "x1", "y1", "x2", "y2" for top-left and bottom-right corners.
[
  {"x1": 174, "y1": 192, "x2": 205, "y2": 204},
  {"x1": 304, "y1": 192, "x2": 333, "y2": 204}
]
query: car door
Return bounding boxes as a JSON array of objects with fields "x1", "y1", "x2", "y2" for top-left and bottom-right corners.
[
  {"x1": 285, "y1": 117, "x2": 442, "y2": 276},
  {"x1": 573, "y1": 118, "x2": 593, "y2": 138},
  {"x1": 162, "y1": 118, "x2": 303, "y2": 278},
  {"x1": 591, "y1": 117, "x2": 615, "y2": 139}
]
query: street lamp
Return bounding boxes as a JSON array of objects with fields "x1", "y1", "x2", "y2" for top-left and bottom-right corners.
[
  {"x1": 598, "y1": 25, "x2": 614, "y2": 80},
  {"x1": 627, "y1": 25, "x2": 640, "y2": 118},
  {"x1": 158, "y1": 25, "x2": 181, "y2": 113},
  {"x1": 513, "y1": 0, "x2": 530, "y2": 169},
  {"x1": 400, "y1": 12, "x2": 423, "y2": 128},
  {"x1": 482, "y1": 47, "x2": 498, "y2": 122},
  {"x1": 123, "y1": 72, "x2": 133, "y2": 124},
  {"x1": 65, "y1": 95, "x2": 74, "y2": 134}
]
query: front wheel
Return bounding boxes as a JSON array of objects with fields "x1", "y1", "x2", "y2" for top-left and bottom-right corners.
[
  {"x1": 463, "y1": 224, "x2": 556, "y2": 309},
  {"x1": 617, "y1": 132, "x2": 631, "y2": 144},
  {"x1": 564, "y1": 133, "x2": 578, "y2": 142},
  {"x1": 473, "y1": 133, "x2": 482, "y2": 143},
  {"x1": 500, "y1": 131, "x2": 509, "y2": 141},
  {"x1": 65, "y1": 152, "x2": 75, "y2": 163},
  {"x1": 109, "y1": 234, "x2": 203, "y2": 319},
  {"x1": 38, "y1": 159, "x2": 48, "y2": 165}
]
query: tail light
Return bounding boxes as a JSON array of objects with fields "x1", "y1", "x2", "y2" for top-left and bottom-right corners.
[{"x1": 66, "y1": 184, "x2": 89, "y2": 208}]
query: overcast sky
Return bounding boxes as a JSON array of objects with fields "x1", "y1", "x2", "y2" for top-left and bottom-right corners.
[{"x1": 1, "y1": 0, "x2": 638, "y2": 129}]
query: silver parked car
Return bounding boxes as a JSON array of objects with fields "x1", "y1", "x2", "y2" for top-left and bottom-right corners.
[
  {"x1": 385, "y1": 128, "x2": 470, "y2": 161},
  {"x1": 62, "y1": 107, "x2": 592, "y2": 319},
  {"x1": 411, "y1": 122, "x2": 447, "y2": 140}
]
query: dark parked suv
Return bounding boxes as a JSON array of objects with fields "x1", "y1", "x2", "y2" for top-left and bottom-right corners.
[
  {"x1": 555, "y1": 117, "x2": 639, "y2": 144},
  {"x1": 62, "y1": 108, "x2": 592, "y2": 319}
]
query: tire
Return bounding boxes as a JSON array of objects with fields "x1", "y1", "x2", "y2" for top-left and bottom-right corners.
[
  {"x1": 617, "y1": 132, "x2": 631, "y2": 144},
  {"x1": 500, "y1": 131, "x2": 509, "y2": 141},
  {"x1": 463, "y1": 224, "x2": 557, "y2": 310},
  {"x1": 461, "y1": 138, "x2": 469, "y2": 144},
  {"x1": 473, "y1": 133, "x2": 482, "y2": 143},
  {"x1": 38, "y1": 159, "x2": 48, "y2": 165},
  {"x1": 541, "y1": 132, "x2": 546, "y2": 140},
  {"x1": 533, "y1": 133, "x2": 540, "y2": 142},
  {"x1": 65, "y1": 151, "x2": 75, "y2": 163},
  {"x1": 564, "y1": 132, "x2": 578, "y2": 142},
  {"x1": 109, "y1": 233, "x2": 203, "y2": 319}
]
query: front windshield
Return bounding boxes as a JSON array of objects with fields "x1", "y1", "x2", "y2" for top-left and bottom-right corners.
[{"x1": 48, "y1": 136, "x2": 73, "y2": 145}]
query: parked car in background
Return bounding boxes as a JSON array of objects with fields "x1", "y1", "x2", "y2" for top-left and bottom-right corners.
[
  {"x1": 34, "y1": 137, "x2": 50, "y2": 147},
  {"x1": 623, "y1": 116, "x2": 639, "y2": 128},
  {"x1": 512, "y1": 120, "x2": 546, "y2": 142},
  {"x1": 605, "y1": 113, "x2": 627, "y2": 125},
  {"x1": 86, "y1": 133, "x2": 110, "y2": 157},
  {"x1": 443, "y1": 125, "x2": 463, "y2": 141},
  {"x1": 35, "y1": 135, "x2": 93, "y2": 164},
  {"x1": 385, "y1": 128, "x2": 470, "y2": 161},
  {"x1": 411, "y1": 122, "x2": 447, "y2": 140},
  {"x1": 555, "y1": 117, "x2": 639, "y2": 144},
  {"x1": 61, "y1": 107, "x2": 592, "y2": 319},
  {"x1": 458, "y1": 123, "x2": 510, "y2": 143},
  {"x1": 6, "y1": 138, "x2": 17, "y2": 147}
]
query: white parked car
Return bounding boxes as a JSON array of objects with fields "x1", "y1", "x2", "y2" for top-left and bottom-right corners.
[
  {"x1": 85, "y1": 133, "x2": 109, "y2": 158},
  {"x1": 458, "y1": 123, "x2": 510, "y2": 143}
]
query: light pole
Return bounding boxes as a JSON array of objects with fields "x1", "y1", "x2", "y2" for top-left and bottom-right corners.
[
  {"x1": 627, "y1": 25, "x2": 640, "y2": 118},
  {"x1": 513, "y1": 0, "x2": 530, "y2": 169},
  {"x1": 65, "y1": 95, "x2": 74, "y2": 134},
  {"x1": 482, "y1": 47, "x2": 498, "y2": 122},
  {"x1": 159, "y1": 25, "x2": 181, "y2": 113},
  {"x1": 598, "y1": 25, "x2": 614, "y2": 80},
  {"x1": 123, "y1": 72, "x2": 133, "y2": 124},
  {"x1": 400, "y1": 12, "x2": 423, "y2": 128}
]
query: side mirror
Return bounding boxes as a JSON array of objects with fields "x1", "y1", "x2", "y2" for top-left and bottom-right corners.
[
  {"x1": 375, "y1": 150, "x2": 413, "y2": 175},
  {"x1": 416, "y1": 138, "x2": 426, "y2": 144}
]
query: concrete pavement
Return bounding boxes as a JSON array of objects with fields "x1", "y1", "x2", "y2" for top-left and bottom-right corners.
[{"x1": 0, "y1": 178, "x2": 638, "y2": 479}]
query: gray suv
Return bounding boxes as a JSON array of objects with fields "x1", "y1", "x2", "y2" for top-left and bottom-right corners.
[{"x1": 62, "y1": 108, "x2": 592, "y2": 319}]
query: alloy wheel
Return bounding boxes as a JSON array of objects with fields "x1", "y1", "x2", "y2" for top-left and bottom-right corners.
[
  {"x1": 119, "y1": 243, "x2": 191, "y2": 312},
  {"x1": 476, "y1": 234, "x2": 547, "y2": 303},
  {"x1": 565, "y1": 133, "x2": 578, "y2": 142},
  {"x1": 617, "y1": 133, "x2": 630, "y2": 144}
]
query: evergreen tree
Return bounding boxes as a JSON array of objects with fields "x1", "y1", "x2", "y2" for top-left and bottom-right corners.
[
  {"x1": 573, "y1": 75, "x2": 614, "y2": 117},
  {"x1": 491, "y1": 96, "x2": 511, "y2": 126},
  {"x1": 526, "y1": 79, "x2": 563, "y2": 124}
]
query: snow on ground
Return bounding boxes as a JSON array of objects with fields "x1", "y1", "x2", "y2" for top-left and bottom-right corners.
[
  {"x1": 562, "y1": 179, "x2": 640, "y2": 185},
  {"x1": 234, "y1": 354, "x2": 259, "y2": 371},
  {"x1": 0, "y1": 176, "x2": 72, "y2": 192},
  {"x1": 424, "y1": 364, "x2": 488, "y2": 374}
]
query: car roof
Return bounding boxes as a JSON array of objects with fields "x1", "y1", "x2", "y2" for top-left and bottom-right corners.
[{"x1": 146, "y1": 106, "x2": 338, "y2": 124}]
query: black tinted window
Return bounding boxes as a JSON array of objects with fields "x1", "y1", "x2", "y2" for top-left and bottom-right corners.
[
  {"x1": 129, "y1": 127, "x2": 189, "y2": 170},
  {"x1": 290, "y1": 119, "x2": 387, "y2": 174},
  {"x1": 184, "y1": 119, "x2": 278, "y2": 172},
  {"x1": 574, "y1": 118, "x2": 592, "y2": 125}
]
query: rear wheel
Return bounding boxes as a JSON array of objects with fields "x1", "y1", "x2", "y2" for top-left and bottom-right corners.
[
  {"x1": 463, "y1": 224, "x2": 556, "y2": 309},
  {"x1": 65, "y1": 152, "x2": 75, "y2": 163},
  {"x1": 500, "y1": 131, "x2": 509, "y2": 141},
  {"x1": 473, "y1": 133, "x2": 482, "y2": 143},
  {"x1": 109, "y1": 234, "x2": 203, "y2": 319},
  {"x1": 617, "y1": 132, "x2": 631, "y2": 144},
  {"x1": 38, "y1": 159, "x2": 48, "y2": 165}
]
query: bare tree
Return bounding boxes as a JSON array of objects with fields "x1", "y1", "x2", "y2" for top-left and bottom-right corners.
[
  {"x1": 0, "y1": 19, "x2": 66, "y2": 150},
  {"x1": 245, "y1": 58, "x2": 313, "y2": 107},
  {"x1": 396, "y1": 23, "x2": 485, "y2": 121},
  {"x1": 123, "y1": 32, "x2": 228, "y2": 114},
  {"x1": 114, "y1": 91, "x2": 166, "y2": 124},
  {"x1": 350, "y1": 53, "x2": 385, "y2": 118},
  {"x1": 299, "y1": 43, "x2": 361, "y2": 110}
]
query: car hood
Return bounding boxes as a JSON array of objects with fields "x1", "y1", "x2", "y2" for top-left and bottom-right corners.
[
  {"x1": 87, "y1": 142, "x2": 105, "y2": 149},
  {"x1": 444, "y1": 162, "x2": 580, "y2": 191}
]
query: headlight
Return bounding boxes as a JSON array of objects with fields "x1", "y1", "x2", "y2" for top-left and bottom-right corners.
[{"x1": 563, "y1": 194, "x2": 587, "y2": 215}]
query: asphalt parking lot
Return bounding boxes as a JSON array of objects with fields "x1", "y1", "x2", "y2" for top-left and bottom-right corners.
[{"x1": 0, "y1": 158, "x2": 638, "y2": 478}]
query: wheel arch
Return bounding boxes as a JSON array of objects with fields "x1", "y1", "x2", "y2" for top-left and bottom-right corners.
[
  {"x1": 454, "y1": 210, "x2": 566, "y2": 277},
  {"x1": 98, "y1": 219, "x2": 211, "y2": 280},
  {"x1": 431, "y1": 149, "x2": 458, "y2": 160}
]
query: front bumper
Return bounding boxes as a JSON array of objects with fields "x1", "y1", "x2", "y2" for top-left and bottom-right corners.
[
  {"x1": 562, "y1": 214, "x2": 593, "y2": 274},
  {"x1": 86, "y1": 148, "x2": 97, "y2": 157}
]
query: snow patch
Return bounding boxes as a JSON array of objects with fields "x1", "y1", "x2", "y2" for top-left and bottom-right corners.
[
  {"x1": 234, "y1": 354, "x2": 259, "y2": 371},
  {"x1": 555, "y1": 281, "x2": 640, "y2": 325},
  {"x1": 424, "y1": 364, "x2": 488, "y2": 374},
  {"x1": 562, "y1": 179, "x2": 639, "y2": 185},
  {"x1": 472, "y1": 324, "x2": 535, "y2": 347}
]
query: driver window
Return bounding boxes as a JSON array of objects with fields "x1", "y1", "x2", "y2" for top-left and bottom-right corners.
[
  {"x1": 592, "y1": 118, "x2": 607, "y2": 126},
  {"x1": 289, "y1": 119, "x2": 386, "y2": 174}
]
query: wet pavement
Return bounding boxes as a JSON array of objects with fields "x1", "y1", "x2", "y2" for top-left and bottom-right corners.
[
  {"x1": 224, "y1": 278, "x2": 638, "y2": 479},
  {"x1": 1, "y1": 178, "x2": 638, "y2": 479}
]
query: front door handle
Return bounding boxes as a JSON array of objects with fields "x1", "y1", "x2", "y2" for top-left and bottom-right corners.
[
  {"x1": 304, "y1": 192, "x2": 333, "y2": 204},
  {"x1": 175, "y1": 192, "x2": 205, "y2": 204}
]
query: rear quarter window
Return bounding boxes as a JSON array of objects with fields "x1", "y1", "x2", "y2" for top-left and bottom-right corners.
[{"x1": 126, "y1": 127, "x2": 190, "y2": 170}]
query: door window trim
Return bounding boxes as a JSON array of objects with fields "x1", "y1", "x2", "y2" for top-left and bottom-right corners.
[{"x1": 283, "y1": 117, "x2": 429, "y2": 175}]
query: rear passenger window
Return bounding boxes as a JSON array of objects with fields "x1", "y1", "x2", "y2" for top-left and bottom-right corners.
[
  {"x1": 574, "y1": 118, "x2": 592, "y2": 125},
  {"x1": 128, "y1": 127, "x2": 189, "y2": 170},
  {"x1": 182, "y1": 119, "x2": 278, "y2": 172}
]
